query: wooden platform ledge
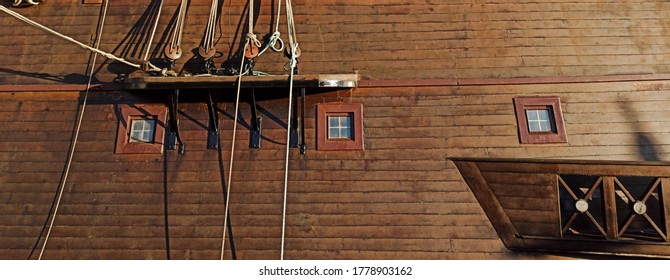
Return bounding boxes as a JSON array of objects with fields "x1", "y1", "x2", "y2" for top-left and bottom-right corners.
[{"x1": 124, "y1": 74, "x2": 359, "y2": 90}]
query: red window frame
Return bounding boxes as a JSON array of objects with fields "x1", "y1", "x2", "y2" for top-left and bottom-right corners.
[
  {"x1": 316, "y1": 103, "x2": 364, "y2": 151},
  {"x1": 115, "y1": 104, "x2": 167, "y2": 154},
  {"x1": 514, "y1": 96, "x2": 567, "y2": 144}
]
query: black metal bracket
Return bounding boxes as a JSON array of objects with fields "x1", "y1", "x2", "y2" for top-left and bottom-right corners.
[
  {"x1": 249, "y1": 90, "x2": 262, "y2": 149},
  {"x1": 299, "y1": 87, "x2": 307, "y2": 154},
  {"x1": 206, "y1": 91, "x2": 220, "y2": 150},
  {"x1": 289, "y1": 119, "x2": 299, "y2": 148},
  {"x1": 289, "y1": 88, "x2": 299, "y2": 149},
  {"x1": 289, "y1": 87, "x2": 306, "y2": 154},
  {"x1": 167, "y1": 89, "x2": 185, "y2": 154}
]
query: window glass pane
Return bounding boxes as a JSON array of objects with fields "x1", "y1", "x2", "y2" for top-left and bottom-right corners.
[
  {"x1": 327, "y1": 115, "x2": 353, "y2": 139},
  {"x1": 538, "y1": 119, "x2": 550, "y2": 131},
  {"x1": 329, "y1": 127, "x2": 339, "y2": 139},
  {"x1": 130, "y1": 131, "x2": 142, "y2": 142},
  {"x1": 133, "y1": 120, "x2": 143, "y2": 131},
  {"x1": 526, "y1": 110, "x2": 538, "y2": 120},
  {"x1": 340, "y1": 127, "x2": 350, "y2": 139},
  {"x1": 329, "y1": 116, "x2": 339, "y2": 127},
  {"x1": 528, "y1": 121, "x2": 541, "y2": 132},
  {"x1": 129, "y1": 119, "x2": 155, "y2": 143},
  {"x1": 526, "y1": 109, "x2": 552, "y2": 132},
  {"x1": 144, "y1": 120, "x2": 152, "y2": 130},
  {"x1": 537, "y1": 109, "x2": 550, "y2": 122}
]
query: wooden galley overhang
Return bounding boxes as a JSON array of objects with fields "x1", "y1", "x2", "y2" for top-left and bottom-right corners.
[{"x1": 451, "y1": 157, "x2": 670, "y2": 258}]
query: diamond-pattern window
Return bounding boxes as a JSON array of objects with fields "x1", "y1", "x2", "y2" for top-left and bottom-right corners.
[{"x1": 558, "y1": 175, "x2": 668, "y2": 242}]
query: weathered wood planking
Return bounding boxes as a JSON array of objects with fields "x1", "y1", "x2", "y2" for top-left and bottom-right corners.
[
  {"x1": 4, "y1": 0, "x2": 670, "y2": 84},
  {"x1": 0, "y1": 87, "x2": 511, "y2": 260},
  {"x1": 5, "y1": 0, "x2": 670, "y2": 260}
]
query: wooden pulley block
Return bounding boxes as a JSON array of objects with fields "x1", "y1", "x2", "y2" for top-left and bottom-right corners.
[
  {"x1": 286, "y1": 45, "x2": 301, "y2": 58},
  {"x1": 164, "y1": 45, "x2": 183, "y2": 61},
  {"x1": 198, "y1": 46, "x2": 217, "y2": 60},
  {"x1": 244, "y1": 44, "x2": 259, "y2": 59}
]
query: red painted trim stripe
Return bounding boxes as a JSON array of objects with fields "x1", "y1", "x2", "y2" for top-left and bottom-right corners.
[
  {"x1": 358, "y1": 74, "x2": 670, "y2": 88},
  {"x1": 358, "y1": 79, "x2": 458, "y2": 87},
  {"x1": 3, "y1": 73, "x2": 670, "y2": 91}
]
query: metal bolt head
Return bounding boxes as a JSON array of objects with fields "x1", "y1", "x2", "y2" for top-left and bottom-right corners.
[
  {"x1": 633, "y1": 201, "x2": 647, "y2": 215},
  {"x1": 575, "y1": 199, "x2": 589, "y2": 213}
]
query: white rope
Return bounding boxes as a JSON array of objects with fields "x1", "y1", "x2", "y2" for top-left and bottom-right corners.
[
  {"x1": 38, "y1": 0, "x2": 109, "y2": 260},
  {"x1": 202, "y1": 0, "x2": 218, "y2": 53},
  {"x1": 280, "y1": 0, "x2": 299, "y2": 261},
  {"x1": 13, "y1": 0, "x2": 41, "y2": 6},
  {"x1": 175, "y1": 0, "x2": 188, "y2": 49},
  {"x1": 283, "y1": 0, "x2": 299, "y2": 70},
  {"x1": 0, "y1": 5, "x2": 175, "y2": 76},
  {"x1": 246, "y1": 0, "x2": 262, "y2": 48},
  {"x1": 257, "y1": 0, "x2": 284, "y2": 57},
  {"x1": 167, "y1": 0, "x2": 188, "y2": 60},
  {"x1": 221, "y1": 38, "x2": 250, "y2": 260},
  {"x1": 280, "y1": 56, "x2": 295, "y2": 261},
  {"x1": 143, "y1": 0, "x2": 164, "y2": 61}
]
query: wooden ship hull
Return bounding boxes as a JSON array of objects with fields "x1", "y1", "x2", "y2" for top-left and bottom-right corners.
[{"x1": 2, "y1": 0, "x2": 670, "y2": 259}]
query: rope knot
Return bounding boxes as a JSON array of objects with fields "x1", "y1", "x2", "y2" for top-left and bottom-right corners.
[
  {"x1": 268, "y1": 31, "x2": 285, "y2": 52},
  {"x1": 140, "y1": 60, "x2": 150, "y2": 71},
  {"x1": 289, "y1": 43, "x2": 300, "y2": 68},
  {"x1": 247, "y1": 33, "x2": 262, "y2": 48}
]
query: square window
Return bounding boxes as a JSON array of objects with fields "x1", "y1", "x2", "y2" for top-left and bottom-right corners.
[
  {"x1": 525, "y1": 108, "x2": 554, "y2": 133},
  {"x1": 514, "y1": 97, "x2": 567, "y2": 144},
  {"x1": 115, "y1": 104, "x2": 167, "y2": 154},
  {"x1": 327, "y1": 114, "x2": 353, "y2": 139},
  {"x1": 129, "y1": 119, "x2": 156, "y2": 143},
  {"x1": 316, "y1": 103, "x2": 363, "y2": 151}
]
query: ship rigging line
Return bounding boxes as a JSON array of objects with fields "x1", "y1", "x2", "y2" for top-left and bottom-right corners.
[
  {"x1": 38, "y1": 0, "x2": 109, "y2": 260},
  {"x1": 246, "y1": 0, "x2": 262, "y2": 51},
  {"x1": 165, "y1": 0, "x2": 188, "y2": 62},
  {"x1": 220, "y1": 38, "x2": 251, "y2": 262},
  {"x1": 0, "y1": 5, "x2": 175, "y2": 76},
  {"x1": 200, "y1": 0, "x2": 218, "y2": 59},
  {"x1": 280, "y1": 0, "x2": 299, "y2": 260},
  {"x1": 256, "y1": 0, "x2": 284, "y2": 57},
  {"x1": 144, "y1": 0, "x2": 164, "y2": 61}
]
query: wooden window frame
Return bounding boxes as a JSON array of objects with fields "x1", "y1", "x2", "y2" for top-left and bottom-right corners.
[
  {"x1": 316, "y1": 103, "x2": 364, "y2": 151},
  {"x1": 514, "y1": 96, "x2": 567, "y2": 144},
  {"x1": 115, "y1": 104, "x2": 167, "y2": 154}
]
